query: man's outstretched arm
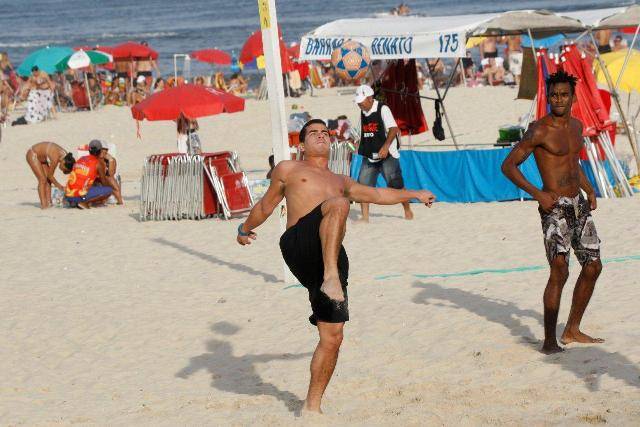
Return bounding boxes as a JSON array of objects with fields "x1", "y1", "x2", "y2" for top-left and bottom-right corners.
[
  {"x1": 343, "y1": 177, "x2": 435, "y2": 206},
  {"x1": 237, "y1": 161, "x2": 289, "y2": 244}
]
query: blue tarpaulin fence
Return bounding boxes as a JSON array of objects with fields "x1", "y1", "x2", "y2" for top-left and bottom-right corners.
[{"x1": 350, "y1": 149, "x2": 614, "y2": 203}]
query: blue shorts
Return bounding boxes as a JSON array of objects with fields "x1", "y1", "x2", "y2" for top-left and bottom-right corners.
[
  {"x1": 357, "y1": 156, "x2": 404, "y2": 189},
  {"x1": 66, "y1": 185, "x2": 112, "y2": 205}
]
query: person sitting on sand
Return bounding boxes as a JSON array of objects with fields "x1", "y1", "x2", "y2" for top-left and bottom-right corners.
[
  {"x1": 26, "y1": 141, "x2": 76, "y2": 209},
  {"x1": 65, "y1": 140, "x2": 119, "y2": 209},
  {"x1": 481, "y1": 58, "x2": 505, "y2": 86},
  {"x1": 128, "y1": 76, "x2": 147, "y2": 106},
  {"x1": 153, "y1": 77, "x2": 165, "y2": 93},
  {"x1": 12, "y1": 66, "x2": 56, "y2": 126},
  {"x1": 213, "y1": 72, "x2": 227, "y2": 91},
  {"x1": 236, "y1": 119, "x2": 435, "y2": 413},
  {"x1": 93, "y1": 144, "x2": 123, "y2": 205},
  {"x1": 227, "y1": 73, "x2": 248, "y2": 95},
  {"x1": 0, "y1": 72, "x2": 13, "y2": 123}
]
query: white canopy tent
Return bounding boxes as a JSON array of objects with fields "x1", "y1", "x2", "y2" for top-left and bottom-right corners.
[
  {"x1": 300, "y1": 9, "x2": 587, "y2": 149},
  {"x1": 300, "y1": 10, "x2": 587, "y2": 61},
  {"x1": 299, "y1": 6, "x2": 640, "y2": 170}
]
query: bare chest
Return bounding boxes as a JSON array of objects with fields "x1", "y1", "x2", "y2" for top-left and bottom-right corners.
[
  {"x1": 540, "y1": 127, "x2": 582, "y2": 157},
  {"x1": 286, "y1": 168, "x2": 345, "y2": 196}
]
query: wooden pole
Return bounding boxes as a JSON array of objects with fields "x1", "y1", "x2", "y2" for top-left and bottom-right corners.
[{"x1": 258, "y1": 0, "x2": 295, "y2": 284}]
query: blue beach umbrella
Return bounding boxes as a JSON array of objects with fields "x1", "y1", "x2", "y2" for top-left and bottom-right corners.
[{"x1": 17, "y1": 46, "x2": 74, "y2": 76}]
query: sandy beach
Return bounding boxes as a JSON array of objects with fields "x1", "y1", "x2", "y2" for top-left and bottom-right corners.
[{"x1": 1, "y1": 86, "x2": 639, "y2": 425}]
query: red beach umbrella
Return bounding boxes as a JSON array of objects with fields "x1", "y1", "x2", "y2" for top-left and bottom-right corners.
[
  {"x1": 191, "y1": 49, "x2": 231, "y2": 65},
  {"x1": 131, "y1": 84, "x2": 245, "y2": 121},
  {"x1": 287, "y1": 43, "x2": 300, "y2": 60},
  {"x1": 535, "y1": 50, "x2": 549, "y2": 121},
  {"x1": 112, "y1": 41, "x2": 158, "y2": 60},
  {"x1": 240, "y1": 29, "x2": 291, "y2": 72}
]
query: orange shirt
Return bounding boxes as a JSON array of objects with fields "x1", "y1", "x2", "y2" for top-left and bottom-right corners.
[{"x1": 65, "y1": 155, "x2": 99, "y2": 197}]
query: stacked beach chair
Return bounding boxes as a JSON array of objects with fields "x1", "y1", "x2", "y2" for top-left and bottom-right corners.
[
  {"x1": 328, "y1": 141, "x2": 355, "y2": 176},
  {"x1": 139, "y1": 151, "x2": 254, "y2": 221}
]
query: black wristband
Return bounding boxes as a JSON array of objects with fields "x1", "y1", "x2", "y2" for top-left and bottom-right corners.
[{"x1": 238, "y1": 222, "x2": 251, "y2": 237}]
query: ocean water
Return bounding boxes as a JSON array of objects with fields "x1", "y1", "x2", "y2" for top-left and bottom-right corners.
[{"x1": 0, "y1": 0, "x2": 633, "y2": 76}]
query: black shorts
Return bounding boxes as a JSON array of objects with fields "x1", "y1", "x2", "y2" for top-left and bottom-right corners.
[
  {"x1": 484, "y1": 51, "x2": 498, "y2": 58},
  {"x1": 598, "y1": 44, "x2": 612, "y2": 54},
  {"x1": 137, "y1": 71, "x2": 152, "y2": 77},
  {"x1": 279, "y1": 203, "x2": 349, "y2": 326}
]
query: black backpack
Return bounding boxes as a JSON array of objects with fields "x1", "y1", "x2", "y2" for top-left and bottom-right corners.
[{"x1": 432, "y1": 100, "x2": 445, "y2": 141}]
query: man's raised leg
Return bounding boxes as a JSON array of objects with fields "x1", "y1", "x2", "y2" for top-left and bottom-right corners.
[
  {"x1": 542, "y1": 255, "x2": 569, "y2": 354},
  {"x1": 561, "y1": 259, "x2": 604, "y2": 344},
  {"x1": 304, "y1": 321, "x2": 344, "y2": 413},
  {"x1": 319, "y1": 197, "x2": 349, "y2": 301}
]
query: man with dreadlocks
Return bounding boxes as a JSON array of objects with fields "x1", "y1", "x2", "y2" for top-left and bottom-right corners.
[{"x1": 501, "y1": 70, "x2": 603, "y2": 354}]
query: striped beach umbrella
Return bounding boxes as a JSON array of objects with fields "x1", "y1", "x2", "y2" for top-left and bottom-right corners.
[{"x1": 55, "y1": 49, "x2": 113, "y2": 72}]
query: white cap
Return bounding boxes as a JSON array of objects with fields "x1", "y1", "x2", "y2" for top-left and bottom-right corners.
[
  {"x1": 354, "y1": 84, "x2": 374, "y2": 104},
  {"x1": 136, "y1": 75, "x2": 146, "y2": 84}
]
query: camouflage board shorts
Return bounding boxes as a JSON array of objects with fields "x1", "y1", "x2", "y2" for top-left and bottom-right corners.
[{"x1": 539, "y1": 193, "x2": 601, "y2": 266}]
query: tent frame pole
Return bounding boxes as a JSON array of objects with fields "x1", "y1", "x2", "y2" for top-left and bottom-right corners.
[
  {"x1": 588, "y1": 29, "x2": 640, "y2": 175},
  {"x1": 527, "y1": 29, "x2": 537, "y2": 65},
  {"x1": 426, "y1": 58, "x2": 460, "y2": 150},
  {"x1": 614, "y1": 24, "x2": 640, "y2": 92},
  {"x1": 84, "y1": 72, "x2": 93, "y2": 111}
]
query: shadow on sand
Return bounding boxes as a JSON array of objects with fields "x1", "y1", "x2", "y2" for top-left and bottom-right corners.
[
  {"x1": 176, "y1": 321, "x2": 311, "y2": 415},
  {"x1": 152, "y1": 237, "x2": 279, "y2": 283},
  {"x1": 412, "y1": 281, "x2": 640, "y2": 391}
]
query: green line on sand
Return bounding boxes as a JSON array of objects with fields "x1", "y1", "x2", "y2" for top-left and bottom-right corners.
[{"x1": 283, "y1": 255, "x2": 640, "y2": 289}]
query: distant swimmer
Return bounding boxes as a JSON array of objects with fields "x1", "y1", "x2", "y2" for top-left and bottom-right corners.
[
  {"x1": 236, "y1": 119, "x2": 435, "y2": 413},
  {"x1": 26, "y1": 141, "x2": 75, "y2": 209},
  {"x1": 501, "y1": 70, "x2": 603, "y2": 354}
]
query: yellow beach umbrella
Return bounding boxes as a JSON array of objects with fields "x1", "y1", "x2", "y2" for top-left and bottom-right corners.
[
  {"x1": 594, "y1": 49, "x2": 640, "y2": 93},
  {"x1": 466, "y1": 36, "x2": 486, "y2": 49}
]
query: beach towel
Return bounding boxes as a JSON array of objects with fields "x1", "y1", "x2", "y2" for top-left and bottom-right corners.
[{"x1": 25, "y1": 89, "x2": 53, "y2": 124}]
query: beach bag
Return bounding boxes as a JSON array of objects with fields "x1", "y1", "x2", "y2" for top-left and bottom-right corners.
[{"x1": 432, "y1": 100, "x2": 445, "y2": 141}]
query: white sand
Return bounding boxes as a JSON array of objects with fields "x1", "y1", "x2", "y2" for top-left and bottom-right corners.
[{"x1": 1, "y1": 87, "x2": 639, "y2": 425}]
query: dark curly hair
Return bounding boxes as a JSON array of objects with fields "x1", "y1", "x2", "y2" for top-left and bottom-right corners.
[
  {"x1": 62, "y1": 152, "x2": 76, "y2": 173},
  {"x1": 546, "y1": 70, "x2": 578, "y2": 96}
]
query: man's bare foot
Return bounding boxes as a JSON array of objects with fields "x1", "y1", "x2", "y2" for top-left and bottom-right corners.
[
  {"x1": 77, "y1": 202, "x2": 90, "y2": 210},
  {"x1": 404, "y1": 209, "x2": 414, "y2": 220},
  {"x1": 320, "y1": 276, "x2": 344, "y2": 302},
  {"x1": 560, "y1": 330, "x2": 605, "y2": 345},
  {"x1": 355, "y1": 216, "x2": 369, "y2": 223},
  {"x1": 541, "y1": 341, "x2": 564, "y2": 354}
]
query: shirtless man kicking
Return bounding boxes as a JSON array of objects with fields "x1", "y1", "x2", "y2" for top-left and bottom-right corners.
[
  {"x1": 236, "y1": 119, "x2": 435, "y2": 413},
  {"x1": 501, "y1": 70, "x2": 603, "y2": 354}
]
